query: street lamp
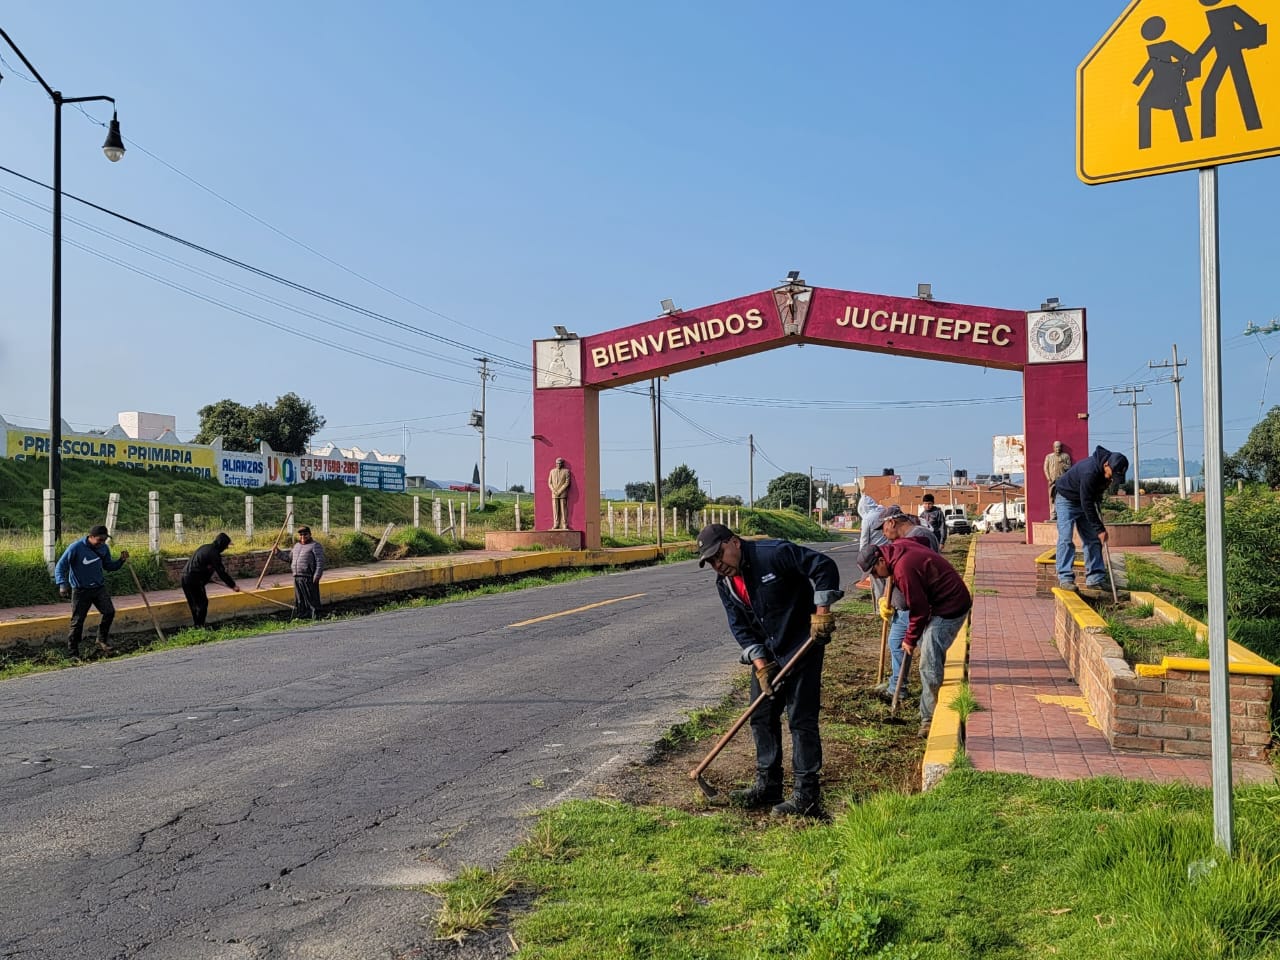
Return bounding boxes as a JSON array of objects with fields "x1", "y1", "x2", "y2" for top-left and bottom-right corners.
[{"x1": 0, "y1": 28, "x2": 124, "y2": 542}]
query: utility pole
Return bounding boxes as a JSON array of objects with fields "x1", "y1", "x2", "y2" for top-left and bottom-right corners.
[
  {"x1": 1149, "y1": 345, "x2": 1189, "y2": 499},
  {"x1": 748, "y1": 433, "x2": 755, "y2": 508},
  {"x1": 808, "y1": 465, "x2": 814, "y2": 518},
  {"x1": 1115, "y1": 385, "x2": 1152, "y2": 511},
  {"x1": 474, "y1": 358, "x2": 495, "y2": 509},
  {"x1": 939, "y1": 457, "x2": 954, "y2": 507},
  {"x1": 650, "y1": 378, "x2": 662, "y2": 547}
]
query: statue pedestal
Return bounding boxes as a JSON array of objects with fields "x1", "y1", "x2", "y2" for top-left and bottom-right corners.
[{"x1": 484, "y1": 530, "x2": 583, "y2": 551}]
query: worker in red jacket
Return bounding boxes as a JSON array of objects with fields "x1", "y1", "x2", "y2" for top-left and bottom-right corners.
[{"x1": 855, "y1": 538, "x2": 971, "y2": 738}]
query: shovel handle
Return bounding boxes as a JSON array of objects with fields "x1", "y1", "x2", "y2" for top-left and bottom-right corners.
[
  {"x1": 890, "y1": 650, "x2": 912, "y2": 716},
  {"x1": 689, "y1": 630, "x2": 821, "y2": 781},
  {"x1": 128, "y1": 563, "x2": 167, "y2": 645}
]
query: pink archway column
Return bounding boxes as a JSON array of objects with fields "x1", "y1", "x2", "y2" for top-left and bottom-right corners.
[
  {"x1": 532, "y1": 385, "x2": 599, "y2": 545},
  {"x1": 1023, "y1": 361, "x2": 1090, "y2": 537}
]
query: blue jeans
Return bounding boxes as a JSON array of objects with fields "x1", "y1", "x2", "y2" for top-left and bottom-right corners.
[
  {"x1": 1055, "y1": 494, "x2": 1106, "y2": 587},
  {"x1": 887, "y1": 609, "x2": 909, "y2": 691},
  {"x1": 917, "y1": 613, "x2": 968, "y2": 723}
]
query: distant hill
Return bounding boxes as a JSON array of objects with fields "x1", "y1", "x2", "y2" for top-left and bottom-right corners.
[{"x1": 1138, "y1": 457, "x2": 1202, "y2": 478}]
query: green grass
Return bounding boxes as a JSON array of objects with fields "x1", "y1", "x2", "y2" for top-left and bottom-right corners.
[
  {"x1": 1124, "y1": 555, "x2": 1208, "y2": 621},
  {"x1": 949, "y1": 682, "x2": 982, "y2": 722},
  {"x1": 427, "y1": 866, "x2": 516, "y2": 943},
  {"x1": 1106, "y1": 611, "x2": 1208, "y2": 665},
  {"x1": 470, "y1": 771, "x2": 1280, "y2": 959}
]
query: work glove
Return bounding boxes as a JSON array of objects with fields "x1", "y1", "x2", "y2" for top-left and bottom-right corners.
[
  {"x1": 878, "y1": 597, "x2": 894, "y2": 622},
  {"x1": 755, "y1": 661, "x2": 781, "y2": 698},
  {"x1": 58, "y1": 586, "x2": 70, "y2": 601},
  {"x1": 810, "y1": 612, "x2": 835, "y2": 643}
]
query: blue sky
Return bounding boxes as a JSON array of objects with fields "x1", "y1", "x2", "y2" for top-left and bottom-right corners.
[{"x1": 2, "y1": 1, "x2": 1277, "y2": 498}]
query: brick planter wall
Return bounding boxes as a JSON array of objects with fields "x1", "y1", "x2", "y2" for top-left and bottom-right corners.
[
  {"x1": 1052, "y1": 588, "x2": 1278, "y2": 761},
  {"x1": 1035, "y1": 550, "x2": 1085, "y2": 597}
]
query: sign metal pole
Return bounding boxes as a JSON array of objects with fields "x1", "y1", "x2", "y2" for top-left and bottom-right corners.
[{"x1": 1199, "y1": 166, "x2": 1233, "y2": 854}]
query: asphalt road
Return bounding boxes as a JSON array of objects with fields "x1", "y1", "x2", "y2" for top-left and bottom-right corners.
[{"x1": 0, "y1": 543, "x2": 857, "y2": 959}]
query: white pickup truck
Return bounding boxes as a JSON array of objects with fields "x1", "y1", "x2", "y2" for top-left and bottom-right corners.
[{"x1": 976, "y1": 499, "x2": 1026, "y2": 533}]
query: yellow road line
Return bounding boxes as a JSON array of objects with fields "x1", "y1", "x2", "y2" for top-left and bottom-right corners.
[{"x1": 507, "y1": 593, "x2": 647, "y2": 628}]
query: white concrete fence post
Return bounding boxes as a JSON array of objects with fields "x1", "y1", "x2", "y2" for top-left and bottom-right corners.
[
  {"x1": 106, "y1": 493, "x2": 120, "y2": 538},
  {"x1": 413, "y1": 496, "x2": 420, "y2": 528},
  {"x1": 447, "y1": 500, "x2": 456, "y2": 540},
  {"x1": 608, "y1": 502, "x2": 614, "y2": 538},
  {"x1": 286, "y1": 496, "x2": 295, "y2": 535},
  {"x1": 245, "y1": 495, "x2": 255, "y2": 540},
  {"x1": 322, "y1": 494, "x2": 330, "y2": 535},
  {"x1": 174, "y1": 514, "x2": 184, "y2": 544},
  {"x1": 624, "y1": 508, "x2": 629, "y2": 539},
  {"x1": 433, "y1": 498, "x2": 442, "y2": 535},
  {"x1": 514, "y1": 497, "x2": 522, "y2": 532},
  {"x1": 460, "y1": 503, "x2": 468, "y2": 541},
  {"x1": 354, "y1": 496, "x2": 362, "y2": 533},
  {"x1": 148, "y1": 491, "x2": 160, "y2": 556},
  {"x1": 43, "y1": 489, "x2": 56, "y2": 570}
]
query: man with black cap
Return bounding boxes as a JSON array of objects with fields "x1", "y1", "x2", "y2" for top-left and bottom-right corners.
[
  {"x1": 855, "y1": 538, "x2": 971, "y2": 737},
  {"x1": 1052, "y1": 445, "x2": 1129, "y2": 596},
  {"x1": 180, "y1": 532, "x2": 240, "y2": 627},
  {"x1": 53, "y1": 524, "x2": 129, "y2": 657},
  {"x1": 697, "y1": 523, "x2": 843, "y2": 818}
]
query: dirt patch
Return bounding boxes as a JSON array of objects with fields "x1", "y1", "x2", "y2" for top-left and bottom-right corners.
[{"x1": 598, "y1": 601, "x2": 928, "y2": 816}]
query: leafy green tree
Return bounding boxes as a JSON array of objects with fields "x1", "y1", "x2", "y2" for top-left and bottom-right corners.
[
  {"x1": 193, "y1": 399, "x2": 256, "y2": 450},
  {"x1": 663, "y1": 463, "x2": 699, "y2": 493},
  {"x1": 760, "y1": 472, "x2": 813, "y2": 512},
  {"x1": 713, "y1": 494, "x2": 743, "y2": 506},
  {"x1": 1163, "y1": 492, "x2": 1280, "y2": 619},
  {"x1": 625, "y1": 481, "x2": 655, "y2": 502},
  {"x1": 194, "y1": 393, "x2": 325, "y2": 454},
  {"x1": 1226, "y1": 405, "x2": 1280, "y2": 487},
  {"x1": 508, "y1": 484, "x2": 526, "y2": 493}
]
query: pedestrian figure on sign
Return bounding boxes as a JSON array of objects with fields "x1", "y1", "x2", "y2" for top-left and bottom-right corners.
[
  {"x1": 1192, "y1": 0, "x2": 1267, "y2": 139},
  {"x1": 1134, "y1": 16, "x2": 1199, "y2": 149}
]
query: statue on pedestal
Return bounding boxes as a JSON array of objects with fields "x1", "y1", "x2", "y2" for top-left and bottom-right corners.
[
  {"x1": 548, "y1": 457, "x2": 571, "y2": 530},
  {"x1": 1044, "y1": 440, "x2": 1072, "y2": 521}
]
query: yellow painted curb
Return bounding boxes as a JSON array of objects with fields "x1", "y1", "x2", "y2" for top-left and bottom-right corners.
[
  {"x1": 921, "y1": 536, "x2": 977, "y2": 790},
  {"x1": 1054, "y1": 587, "x2": 1109, "y2": 630},
  {"x1": 1129, "y1": 591, "x2": 1280, "y2": 677},
  {"x1": 0, "y1": 544, "x2": 682, "y2": 650}
]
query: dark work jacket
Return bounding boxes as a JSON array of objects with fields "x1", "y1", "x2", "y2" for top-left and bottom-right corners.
[
  {"x1": 1054, "y1": 446, "x2": 1116, "y2": 531},
  {"x1": 714, "y1": 539, "x2": 843, "y2": 666},
  {"x1": 181, "y1": 536, "x2": 236, "y2": 589}
]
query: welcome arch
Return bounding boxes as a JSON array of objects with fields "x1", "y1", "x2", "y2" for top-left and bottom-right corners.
[{"x1": 531, "y1": 282, "x2": 1088, "y2": 547}]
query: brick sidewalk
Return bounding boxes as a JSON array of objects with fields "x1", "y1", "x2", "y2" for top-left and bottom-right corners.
[{"x1": 964, "y1": 534, "x2": 1274, "y2": 786}]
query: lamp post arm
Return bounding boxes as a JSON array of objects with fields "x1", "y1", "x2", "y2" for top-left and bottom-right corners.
[
  {"x1": 0, "y1": 28, "x2": 56, "y2": 99},
  {"x1": 61, "y1": 94, "x2": 117, "y2": 106}
]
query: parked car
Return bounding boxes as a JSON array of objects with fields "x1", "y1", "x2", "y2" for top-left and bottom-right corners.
[
  {"x1": 976, "y1": 499, "x2": 1027, "y2": 533},
  {"x1": 942, "y1": 506, "x2": 972, "y2": 535}
]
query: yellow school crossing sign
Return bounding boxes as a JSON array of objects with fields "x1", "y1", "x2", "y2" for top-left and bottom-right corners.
[{"x1": 1077, "y1": 0, "x2": 1278, "y2": 183}]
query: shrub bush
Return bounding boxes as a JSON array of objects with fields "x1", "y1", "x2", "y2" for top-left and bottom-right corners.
[
  {"x1": 1163, "y1": 493, "x2": 1280, "y2": 620},
  {"x1": 392, "y1": 527, "x2": 452, "y2": 556},
  {"x1": 336, "y1": 531, "x2": 375, "y2": 564}
]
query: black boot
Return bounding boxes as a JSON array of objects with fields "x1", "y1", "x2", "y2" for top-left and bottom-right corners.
[
  {"x1": 729, "y1": 776, "x2": 783, "y2": 809},
  {"x1": 771, "y1": 793, "x2": 826, "y2": 819}
]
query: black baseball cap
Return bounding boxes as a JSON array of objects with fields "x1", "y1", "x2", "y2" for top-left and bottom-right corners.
[
  {"x1": 853, "y1": 542, "x2": 884, "y2": 580},
  {"x1": 696, "y1": 523, "x2": 735, "y2": 567},
  {"x1": 88, "y1": 524, "x2": 110, "y2": 539}
]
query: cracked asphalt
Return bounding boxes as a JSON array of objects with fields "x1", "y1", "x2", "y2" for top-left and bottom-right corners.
[{"x1": 0, "y1": 554, "x2": 826, "y2": 959}]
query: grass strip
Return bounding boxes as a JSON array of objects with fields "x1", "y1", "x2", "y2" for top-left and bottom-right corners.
[{"x1": 473, "y1": 770, "x2": 1280, "y2": 959}]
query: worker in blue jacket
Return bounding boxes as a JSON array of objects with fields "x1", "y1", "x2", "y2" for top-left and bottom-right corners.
[
  {"x1": 52, "y1": 524, "x2": 129, "y2": 658},
  {"x1": 697, "y1": 523, "x2": 843, "y2": 818},
  {"x1": 1053, "y1": 445, "x2": 1128, "y2": 595}
]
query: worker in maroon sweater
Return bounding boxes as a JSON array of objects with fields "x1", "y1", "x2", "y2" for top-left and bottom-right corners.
[{"x1": 855, "y1": 538, "x2": 972, "y2": 737}]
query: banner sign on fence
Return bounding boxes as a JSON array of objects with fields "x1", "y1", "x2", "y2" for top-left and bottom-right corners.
[
  {"x1": 7, "y1": 429, "x2": 217, "y2": 478},
  {"x1": 358, "y1": 461, "x2": 407, "y2": 492}
]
